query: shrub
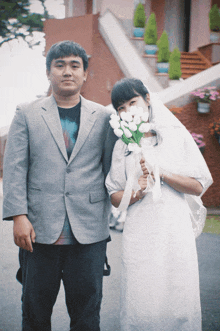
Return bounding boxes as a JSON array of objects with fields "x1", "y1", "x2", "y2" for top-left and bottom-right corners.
[
  {"x1": 209, "y1": 4, "x2": 220, "y2": 32},
  {"x1": 168, "y1": 46, "x2": 182, "y2": 79},
  {"x1": 133, "y1": 3, "x2": 146, "y2": 28},
  {"x1": 144, "y1": 12, "x2": 157, "y2": 45},
  {"x1": 157, "y1": 31, "x2": 170, "y2": 62}
]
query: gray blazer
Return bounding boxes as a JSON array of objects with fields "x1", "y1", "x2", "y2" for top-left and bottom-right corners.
[{"x1": 3, "y1": 95, "x2": 117, "y2": 244}]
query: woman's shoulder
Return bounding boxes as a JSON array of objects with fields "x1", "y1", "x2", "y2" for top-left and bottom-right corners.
[{"x1": 112, "y1": 139, "x2": 127, "y2": 157}]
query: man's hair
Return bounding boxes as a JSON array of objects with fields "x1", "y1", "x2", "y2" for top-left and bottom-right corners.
[
  {"x1": 111, "y1": 78, "x2": 149, "y2": 111},
  {"x1": 46, "y1": 40, "x2": 88, "y2": 72}
]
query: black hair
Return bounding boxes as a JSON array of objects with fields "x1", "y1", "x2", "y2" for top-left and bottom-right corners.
[
  {"x1": 111, "y1": 78, "x2": 159, "y2": 152},
  {"x1": 111, "y1": 78, "x2": 149, "y2": 111},
  {"x1": 46, "y1": 40, "x2": 88, "y2": 72}
]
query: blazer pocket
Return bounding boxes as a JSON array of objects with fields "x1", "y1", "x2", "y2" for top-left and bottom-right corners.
[{"x1": 89, "y1": 189, "x2": 107, "y2": 203}]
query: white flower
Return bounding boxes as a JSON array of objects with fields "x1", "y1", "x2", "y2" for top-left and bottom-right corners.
[
  {"x1": 128, "y1": 122, "x2": 137, "y2": 131},
  {"x1": 141, "y1": 111, "x2": 149, "y2": 122},
  {"x1": 109, "y1": 119, "x2": 120, "y2": 129},
  {"x1": 133, "y1": 115, "x2": 141, "y2": 125},
  {"x1": 139, "y1": 123, "x2": 151, "y2": 133},
  {"x1": 128, "y1": 143, "x2": 142, "y2": 154},
  {"x1": 113, "y1": 128, "x2": 123, "y2": 137},
  {"x1": 110, "y1": 113, "x2": 120, "y2": 122},
  {"x1": 120, "y1": 111, "x2": 132, "y2": 122},
  {"x1": 129, "y1": 106, "x2": 144, "y2": 116},
  {"x1": 123, "y1": 128, "x2": 132, "y2": 138},
  {"x1": 120, "y1": 120, "x2": 128, "y2": 128}
]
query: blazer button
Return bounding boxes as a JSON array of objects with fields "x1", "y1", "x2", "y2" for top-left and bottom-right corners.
[
  {"x1": 65, "y1": 192, "x2": 70, "y2": 197},
  {"x1": 66, "y1": 168, "x2": 71, "y2": 173}
]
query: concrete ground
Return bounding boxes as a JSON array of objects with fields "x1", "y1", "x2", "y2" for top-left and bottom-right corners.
[{"x1": 0, "y1": 187, "x2": 220, "y2": 330}]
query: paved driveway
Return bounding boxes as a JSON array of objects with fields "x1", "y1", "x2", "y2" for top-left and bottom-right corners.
[{"x1": 0, "y1": 196, "x2": 219, "y2": 330}]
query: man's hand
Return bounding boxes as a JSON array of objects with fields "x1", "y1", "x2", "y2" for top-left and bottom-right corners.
[{"x1": 13, "y1": 215, "x2": 36, "y2": 252}]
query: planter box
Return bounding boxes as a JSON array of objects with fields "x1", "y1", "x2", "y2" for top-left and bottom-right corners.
[
  {"x1": 197, "y1": 102, "x2": 210, "y2": 114},
  {"x1": 133, "y1": 27, "x2": 145, "y2": 38},
  {"x1": 210, "y1": 31, "x2": 220, "y2": 43},
  {"x1": 145, "y1": 44, "x2": 157, "y2": 55},
  {"x1": 157, "y1": 62, "x2": 169, "y2": 73}
]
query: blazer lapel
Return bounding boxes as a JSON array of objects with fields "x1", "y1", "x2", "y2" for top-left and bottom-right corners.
[
  {"x1": 68, "y1": 96, "x2": 97, "y2": 164},
  {"x1": 41, "y1": 95, "x2": 68, "y2": 162}
]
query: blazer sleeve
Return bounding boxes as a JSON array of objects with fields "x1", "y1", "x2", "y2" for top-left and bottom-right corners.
[
  {"x1": 3, "y1": 105, "x2": 29, "y2": 220},
  {"x1": 101, "y1": 113, "x2": 118, "y2": 178}
]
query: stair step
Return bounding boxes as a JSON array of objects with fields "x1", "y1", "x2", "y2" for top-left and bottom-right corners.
[
  {"x1": 181, "y1": 63, "x2": 208, "y2": 69},
  {"x1": 181, "y1": 68, "x2": 204, "y2": 74},
  {"x1": 182, "y1": 74, "x2": 193, "y2": 79},
  {"x1": 181, "y1": 54, "x2": 200, "y2": 59},
  {"x1": 181, "y1": 58, "x2": 206, "y2": 64}
]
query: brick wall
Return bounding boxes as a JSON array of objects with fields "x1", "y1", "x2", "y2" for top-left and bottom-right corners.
[{"x1": 173, "y1": 95, "x2": 220, "y2": 207}]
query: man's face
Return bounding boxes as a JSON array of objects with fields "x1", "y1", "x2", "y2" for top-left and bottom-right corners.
[{"x1": 47, "y1": 55, "x2": 88, "y2": 97}]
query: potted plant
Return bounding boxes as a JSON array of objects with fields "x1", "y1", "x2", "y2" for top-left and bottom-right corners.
[
  {"x1": 133, "y1": 3, "x2": 146, "y2": 38},
  {"x1": 189, "y1": 131, "x2": 206, "y2": 153},
  {"x1": 209, "y1": 4, "x2": 220, "y2": 43},
  {"x1": 156, "y1": 30, "x2": 170, "y2": 73},
  {"x1": 190, "y1": 86, "x2": 219, "y2": 113},
  {"x1": 144, "y1": 12, "x2": 157, "y2": 55},
  {"x1": 168, "y1": 46, "x2": 182, "y2": 85},
  {"x1": 209, "y1": 118, "x2": 220, "y2": 144}
]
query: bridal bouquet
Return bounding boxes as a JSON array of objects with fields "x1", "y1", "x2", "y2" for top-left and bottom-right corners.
[
  {"x1": 109, "y1": 106, "x2": 151, "y2": 153},
  {"x1": 109, "y1": 106, "x2": 161, "y2": 211}
]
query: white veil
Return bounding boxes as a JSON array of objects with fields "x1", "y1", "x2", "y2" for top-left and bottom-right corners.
[{"x1": 107, "y1": 92, "x2": 213, "y2": 238}]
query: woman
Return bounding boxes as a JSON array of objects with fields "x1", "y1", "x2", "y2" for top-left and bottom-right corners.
[{"x1": 106, "y1": 78, "x2": 213, "y2": 331}]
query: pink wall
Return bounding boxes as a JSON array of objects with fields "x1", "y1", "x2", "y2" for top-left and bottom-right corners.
[
  {"x1": 189, "y1": 0, "x2": 211, "y2": 52},
  {"x1": 100, "y1": 0, "x2": 134, "y2": 19}
]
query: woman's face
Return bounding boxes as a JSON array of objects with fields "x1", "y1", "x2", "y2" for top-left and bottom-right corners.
[{"x1": 117, "y1": 95, "x2": 150, "y2": 117}]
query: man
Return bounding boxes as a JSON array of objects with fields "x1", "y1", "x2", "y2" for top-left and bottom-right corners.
[{"x1": 3, "y1": 40, "x2": 117, "y2": 331}]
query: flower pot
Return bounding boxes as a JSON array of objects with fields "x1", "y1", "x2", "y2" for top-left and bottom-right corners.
[
  {"x1": 145, "y1": 44, "x2": 157, "y2": 55},
  {"x1": 197, "y1": 102, "x2": 210, "y2": 114},
  {"x1": 210, "y1": 31, "x2": 220, "y2": 43},
  {"x1": 157, "y1": 62, "x2": 169, "y2": 73},
  {"x1": 133, "y1": 27, "x2": 145, "y2": 38}
]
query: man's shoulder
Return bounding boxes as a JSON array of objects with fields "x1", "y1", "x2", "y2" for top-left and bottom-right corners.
[
  {"x1": 16, "y1": 95, "x2": 51, "y2": 112},
  {"x1": 81, "y1": 96, "x2": 115, "y2": 117}
]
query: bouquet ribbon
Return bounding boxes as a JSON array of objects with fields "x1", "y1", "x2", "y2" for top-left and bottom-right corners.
[{"x1": 118, "y1": 147, "x2": 162, "y2": 212}]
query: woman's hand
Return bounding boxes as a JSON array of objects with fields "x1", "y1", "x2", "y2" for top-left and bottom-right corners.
[
  {"x1": 138, "y1": 175, "x2": 148, "y2": 191},
  {"x1": 140, "y1": 157, "x2": 155, "y2": 180}
]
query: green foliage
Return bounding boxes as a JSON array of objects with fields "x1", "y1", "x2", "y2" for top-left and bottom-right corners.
[
  {"x1": 168, "y1": 46, "x2": 182, "y2": 80},
  {"x1": 209, "y1": 4, "x2": 220, "y2": 31},
  {"x1": 157, "y1": 30, "x2": 170, "y2": 63},
  {"x1": 133, "y1": 3, "x2": 146, "y2": 28},
  {"x1": 0, "y1": 0, "x2": 50, "y2": 47},
  {"x1": 144, "y1": 12, "x2": 157, "y2": 45}
]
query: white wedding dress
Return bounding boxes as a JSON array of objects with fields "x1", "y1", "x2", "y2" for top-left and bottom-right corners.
[{"x1": 106, "y1": 130, "x2": 212, "y2": 331}]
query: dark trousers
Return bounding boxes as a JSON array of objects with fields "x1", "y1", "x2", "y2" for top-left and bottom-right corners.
[{"x1": 19, "y1": 240, "x2": 107, "y2": 331}]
